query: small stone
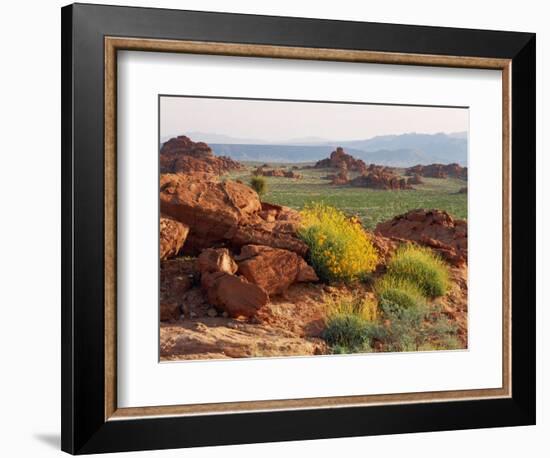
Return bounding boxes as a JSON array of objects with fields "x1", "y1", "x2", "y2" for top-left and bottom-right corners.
[
  {"x1": 190, "y1": 311, "x2": 197, "y2": 318},
  {"x1": 207, "y1": 308, "x2": 218, "y2": 317},
  {"x1": 179, "y1": 313, "x2": 185, "y2": 320},
  {"x1": 222, "y1": 311, "x2": 229, "y2": 318}
]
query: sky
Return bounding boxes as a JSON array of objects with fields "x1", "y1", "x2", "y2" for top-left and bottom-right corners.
[{"x1": 160, "y1": 96, "x2": 468, "y2": 143}]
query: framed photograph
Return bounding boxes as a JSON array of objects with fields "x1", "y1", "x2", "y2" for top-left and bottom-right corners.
[{"x1": 61, "y1": 3, "x2": 536, "y2": 454}]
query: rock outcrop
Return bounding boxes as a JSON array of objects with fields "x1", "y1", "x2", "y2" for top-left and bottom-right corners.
[
  {"x1": 406, "y1": 163, "x2": 467, "y2": 179},
  {"x1": 235, "y1": 245, "x2": 318, "y2": 295},
  {"x1": 160, "y1": 135, "x2": 243, "y2": 175},
  {"x1": 375, "y1": 209, "x2": 467, "y2": 266},
  {"x1": 407, "y1": 174, "x2": 424, "y2": 185},
  {"x1": 160, "y1": 173, "x2": 261, "y2": 252},
  {"x1": 160, "y1": 215, "x2": 189, "y2": 261},
  {"x1": 314, "y1": 147, "x2": 367, "y2": 173},
  {"x1": 254, "y1": 167, "x2": 303, "y2": 179},
  {"x1": 349, "y1": 170, "x2": 412, "y2": 190},
  {"x1": 330, "y1": 167, "x2": 349, "y2": 185},
  {"x1": 160, "y1": 173, "x2": 308, "y2": 256}
]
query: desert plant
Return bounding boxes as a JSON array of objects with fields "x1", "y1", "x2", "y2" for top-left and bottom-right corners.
[
  {"x1": 323, "y1": 314, "x2": 373, "y2": 352},
  {"x1": 324, "y1": 293, "x2": 378, "y2": 322},
  {"x1": 374, "y1": 276, "x2": 425, "y2": 314},
  {"x1": 249, "y1": 176, "x2": 267, "y2": 196},
  {"x1": 386, "y1": 244, "x2": 449, "y2": 297},
  {"x1": 298, "y1": 203, "x2": 378, "y2": 283}
]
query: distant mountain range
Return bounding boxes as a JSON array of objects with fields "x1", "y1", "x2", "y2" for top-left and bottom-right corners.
[{"x1": 161, "y1": 132, "x2": 468, "y2": 167}]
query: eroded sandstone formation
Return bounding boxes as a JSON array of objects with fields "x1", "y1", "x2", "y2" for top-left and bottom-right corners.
[
  {"x1": 314, "y1": 147, "x2": 367, "y2": 173},
  {"x1": 160, "y1": 173, "x2": 307, "y2": 256},
  {"x1": 349, "y1": 170, "x2": 412, "y2": 190},
  {"x1": 406, "y1": 174, "x2": 424, "y2": 185},
  {"x1": 330, "y1": 167, "x2": 349, "y2": 185},
  {"x1": 375, "y1": 209, "x2": 467, "y2": 266},
  {"x1": 254, "y1": 167, "x2": 303, "y2": 179},
  {"x1": 406, "y1": 163, "x2": 467, "y2": 179},
  {"x1": 160, "y1": 135, "x2": 243, "y2": 175}
]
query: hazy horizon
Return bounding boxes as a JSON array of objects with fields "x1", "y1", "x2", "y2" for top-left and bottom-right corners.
[{"x1": 160, "y1": 96, "x2": 468, "y2": 145}]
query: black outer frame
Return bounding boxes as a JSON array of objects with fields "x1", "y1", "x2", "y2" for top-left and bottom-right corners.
[{"x1": 61, "y1": 3, "x2": 536, "y2": 455}]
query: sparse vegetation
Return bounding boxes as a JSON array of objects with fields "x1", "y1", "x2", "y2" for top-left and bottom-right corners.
[
  {"x1": 324, "y1": 293, "x2": 378, "y2": 322},
  {"x1": 374, "y1": 276, "x2": 426, "y2": 313},
  {"x1": 227, "y1": 165, "x2": 467, "y2": 229},
  {"x1": 298, "y1": 203, "x2": 378, "y2": 283},
  {"x1": 249, "y1": 176, "x2": 267, "y2": 196},
  {"x1": 386, "y1": 244, "x2": 449, "y2": 297},
  {"x1": 323, "y1": 314, "x2": 373, "y2": 353}
]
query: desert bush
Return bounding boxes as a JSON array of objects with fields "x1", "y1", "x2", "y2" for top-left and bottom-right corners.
[
  {"x1": 386, "y1": 244, "x2": 449, "y2": 297},
  {"x1": 374, "y1": 276, "x2": 425, "y2": 314},
  {"x1": 324, "y1": 293, "x2": 378, "y2": 322},
  {"x1": 375, "y1": 298, "x2": 463, "y2": 352},
  {"x1": 249, "y1": 176, "x2": 267, "y2": 196},
  {"x1": 298, "y1": 203, "x2": 378, "y2": 283},
  {"x1": 323, "y1": 314, "x2": 373, "y2": 352}
]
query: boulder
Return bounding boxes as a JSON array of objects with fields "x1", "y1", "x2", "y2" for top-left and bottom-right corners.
[
  {"x1": 231, "y1": 223, "x2": 308, "y2": 257},
  {"x1": 375, "y1": 209, "x2": 467, "y2": 266},
  {"x1": 161, "y1": 174, "x2": 308, "y2": 256},
  {"x1": 236, "y1": 245, "x2": 318, "y2": 295},
  {"x1": 160, "y1": 215, "x2": 189, "y2": 260},
  {"x1": 197, "y1": 248, "x2": 238, "y2": 275},
  {"x1": 160, "y1": 173, "x2": 262, "y2": 253},
  {"x1": 201, "y1": 271, "x2": 269, "y2": 318}
]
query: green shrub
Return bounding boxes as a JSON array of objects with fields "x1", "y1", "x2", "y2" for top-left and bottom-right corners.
[
  {"x1": 386, "y1": 244, "x2": 449, "y2": 297},
  {"x1": 323, "y1": 314, "x2": 373, "y2": 352},
  {"x1": 324, "y1": 293, "x2": 378, "y2": 322},
  {"x1": 249, "y1": 176, "x2": 267, "y2": 196},
  {"x1": 298, "y1": 203, "x2": 378, "y2": 283},
  {"x1": 374, "y1": 276, "x2": 425, "y2": 314}
]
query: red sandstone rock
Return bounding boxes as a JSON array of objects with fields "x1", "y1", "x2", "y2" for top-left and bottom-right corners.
[
  {"x1": 201, "y1": 271, "x2": 269, "y2": 318},
  {"x1": 375, "y1": 209, "x2": 467, "y2": 266},
  {"x1": 197, "y1": 248, "x2": 238, "y2": 275},
  {"x1": 161, "y1": 173, "x2": 308, "y2": 256},
  {"x1": 314, "y1": 147, "x2": 367, "y2": 173},
  {"x1": 406, "y1": 163, "x2": 467, "y2": 179},
  {"x1": 160, "y1": 173, "x2": 262, "y2": 253},
  {"x1": 160, "y1": 135, "x2": 243, "y2": 175},
  {"x1": 407, "y1": 174, "x2": 424, "y2": 185},
  {"x1": 349, "y1": 170, "x2": 412, "y2": 190},
  {"x1": 159, "y1": 215, "x2": 189, "y2": 260},
  {"x1": 236, "y1": 245, "x2": 318, "y2": 295},
  {"x1": 254, "y1": 167, "x2": 302, "y2": 179},
  {"x1": 330, "y1": 168, "x2": 349, "y2": 185},
  {"x1": 159, "y1": 259, "x2": 195, "y2": 321}
]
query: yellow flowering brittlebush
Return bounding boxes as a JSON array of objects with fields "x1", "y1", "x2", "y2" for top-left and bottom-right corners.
[{"x1": 298, "y1": 203, "x2": 378, "y2": 283}]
